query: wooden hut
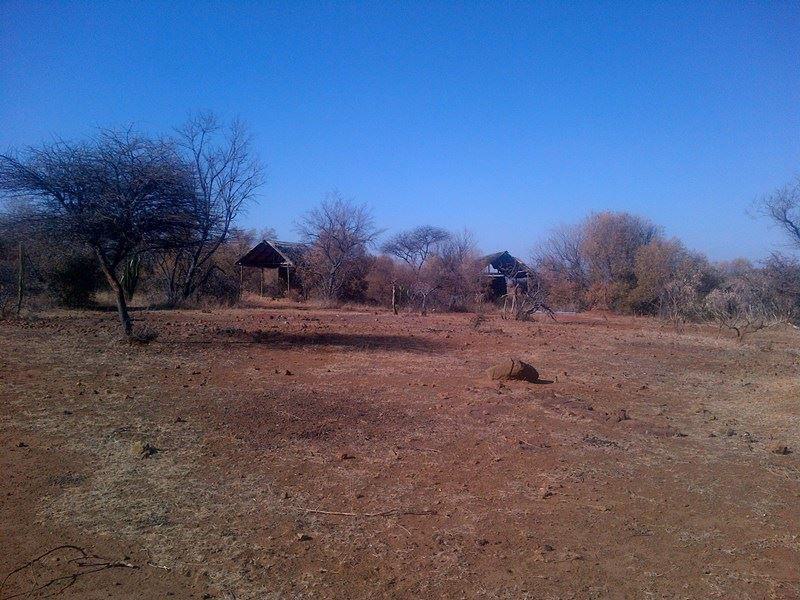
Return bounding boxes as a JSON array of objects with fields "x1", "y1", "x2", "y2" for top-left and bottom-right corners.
[
  {"x1": 236, "y1": 240, "x2": 306, "y2": 295},
  {"x1": 480, "y1": 250, "x2": 532, "y2": 297}
]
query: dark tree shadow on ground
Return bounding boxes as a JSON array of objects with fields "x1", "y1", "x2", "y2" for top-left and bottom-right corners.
[{"x1": 173, "y1": 329, "x2": 448, "y2": 353}]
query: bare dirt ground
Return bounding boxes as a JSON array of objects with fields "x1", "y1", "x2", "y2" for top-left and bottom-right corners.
[{"x1": 1, "y1": 301, "x2": 799, "y2": 599}]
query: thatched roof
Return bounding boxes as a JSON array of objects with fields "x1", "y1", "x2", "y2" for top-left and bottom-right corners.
[
  {"x1": 480, "y1": 250, "x2": 531, "y2": 277},
  {"x1": 236, "y1": 240, "x2": 306, "y2": 269}
]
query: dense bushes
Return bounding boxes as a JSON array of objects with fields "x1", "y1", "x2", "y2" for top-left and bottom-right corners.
[
  {"x1": 46, "y1": 252, "x2": 106, "y2": 307},
  {"x1": 532, "y1": 211, "x2": 797, "y2": 334}
]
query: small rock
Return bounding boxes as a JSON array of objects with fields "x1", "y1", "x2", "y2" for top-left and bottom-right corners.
[
  {"x1": 339, "y1": 452, "x2": 355, "y2": 461},
  {"x1": 17, "y1": 441, "x2": 28, "y2": 448},
  {"x1": 486, "y1": 358, "x2": 539, "y2": 383},
  {"x1": 541, "y1": 544, "x2": 555, "y2": 552},
  {"x1": 297, "y1": 533, "x2": 312, "y2": 542},
  {"x1": 771, "y1": 444, "x2": 792, "y2": 455}
]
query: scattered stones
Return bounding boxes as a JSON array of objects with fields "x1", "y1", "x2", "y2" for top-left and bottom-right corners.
[
  {"x1": 584, "y1": 435, "x2": 620, "y2": 448},
  {"x1": 486, "y1": 358, "x2": 539, "y2": 383},
  {"x1": 131, "y1": 440, "x2": 158, "y2": 459}
]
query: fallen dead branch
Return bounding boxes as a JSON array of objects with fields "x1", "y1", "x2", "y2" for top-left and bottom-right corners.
[
  {"x1": 0, "y1": 545, "x2": 138, "y2": 600},
  {"x1": 302, "y1": 508, "x2": 438, "y2": 518}
]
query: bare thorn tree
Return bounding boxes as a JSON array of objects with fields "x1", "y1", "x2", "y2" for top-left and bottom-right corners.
[
  {"x1": 295, "y1": 191, "x2": 379, "y2": 303},
  {"x1": 759, "y1": 176, "x2": 800, "y2": 248},
  {"x1": 159, "y1": 113, "x2": 264, "y2": 303},
  {"x1": 0, "y1": 130, "x2": 196, "y2": 336},
  {"x1": 499, "y1": 261, "x2": 556, "y2": 322},
  {"x1": 381, "y1": 225, "x2": 451, "y2": 314},
  {"x1": 704, "y1": 268, "x2": 791, "y2": 341}
]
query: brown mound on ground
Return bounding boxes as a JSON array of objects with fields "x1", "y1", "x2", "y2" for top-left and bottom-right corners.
[{"x1": 486, "y1": 358, "x2": 539, "y2": 382}]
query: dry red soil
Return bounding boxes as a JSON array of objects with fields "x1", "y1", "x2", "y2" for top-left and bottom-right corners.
[{"x1": 1, "y1": 303, "x2": 799, "y2": 599}]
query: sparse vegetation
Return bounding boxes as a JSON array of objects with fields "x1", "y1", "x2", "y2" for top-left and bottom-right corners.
[
  {"x1": 295, "y1": 192, "x2": 379, "y2": 304},
  {"x1": 1, "y1": 120, "x2": 797, "y2": 344},
  {"x1": 2, "y1": 5, "x2": 797, "y2": 598},
  {"x1": 2, "y1": 303, "x2": 797, "y2": 598}
]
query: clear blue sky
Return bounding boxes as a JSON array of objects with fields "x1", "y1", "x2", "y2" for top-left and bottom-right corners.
[{"x1": 2, "y1": 1, "x2": 798, "y2": 261}]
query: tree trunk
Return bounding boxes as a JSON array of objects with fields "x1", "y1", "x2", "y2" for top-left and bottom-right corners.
[
  {"x1": 96, "y1": 250, "x2": 133, "y2": 336},
  {"x1": 15, "y1": 241, "x2": 23, "y2": 315},
  {"x1": 111, "y1": 278, "x2": 133, "y2": 336},
  {"x1": 391, "y1": 283, "x2": 398, "y2": 315}
]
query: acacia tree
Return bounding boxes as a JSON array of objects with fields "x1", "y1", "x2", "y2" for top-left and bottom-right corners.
[
  {"x1": 629, "y1": 238, "x2": 717, "y2": 322},
  {"x1": 0, "y1": 130, "x2": 196, "y2": 336},
  {"x1": 158, "y1": 113, "x2": 263, "y2": 304},
  {"x1": 755, "y1": 177, "x2": 800, "y2": 326},
  {"x1": 761, "y1": 253, "x2": 800, "y2": 326},
  {"x1": 760, "y1": 176, "x2": 800, "y2": 248},
  {"x1": 534, "y1": 223, "x2": 588, "y2": 310},
  {"x1": 435, "y1": 229, "x2": 484, "y2": 311},
  {"x1": 580, "y1": 211, "x2": 661, "y2": 309},
  {"x1": 295, "y1": 192, "x2": 379, "y2": 303},
  {"x1": 381, "y1": 225, "x2": 451, "y2": 314},
  {"x1": 702, "y1": 261, "x2": 793, "y2": 340}
]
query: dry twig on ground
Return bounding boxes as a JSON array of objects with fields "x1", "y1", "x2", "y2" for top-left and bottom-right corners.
[{"x1": 0, "y1": 545, "x2": 138, "y2": 600}]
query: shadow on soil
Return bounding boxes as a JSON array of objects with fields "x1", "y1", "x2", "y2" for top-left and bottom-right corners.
[{"x1": 175, "y1": 329, "x2": 448, "y2": 353}]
